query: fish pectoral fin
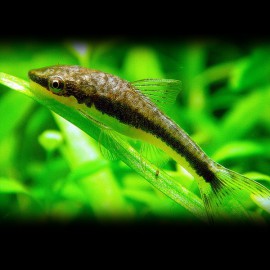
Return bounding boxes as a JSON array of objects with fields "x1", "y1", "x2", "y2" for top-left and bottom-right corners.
[
  {"x1": 140, "y1": 141, "x2": 170, "y2": 168},
  {"x1": 131, "y1": 79, "x2": 181, "y2": 110},
  {"x1": 78, "y1": 109, "x2": 122, "y2": 161},
  {"x1": 98, "y1": 128, "x2": 121, "y2": 161}
]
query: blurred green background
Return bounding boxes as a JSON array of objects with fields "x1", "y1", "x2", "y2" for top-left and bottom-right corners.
[{"x1": 1, "y1": 39, "x2": 270, "y2": 224}]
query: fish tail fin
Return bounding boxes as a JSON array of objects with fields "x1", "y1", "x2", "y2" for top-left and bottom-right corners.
[{"x1": 198, "y1": 164, "x2": 270, "y2": 223}]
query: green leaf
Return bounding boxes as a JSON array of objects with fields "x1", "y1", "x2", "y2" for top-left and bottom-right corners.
[
  {"x1": 0, "y1": 177, "x2": 28, "y2": 194},
  {"x1": 52, "y1": 115, "x2": 129, "y2": 218},
  {"x1": 230, "y1": 47, "x2": 270, "y2": 91},
  {"x1": 123, "y1": 47, "x2": 164, "y2": 80},
  {"x1": 219, "y1": 88, "x2": 269, "y2": 142},
  {"x1": 0, "y1": 72, "x2": 31, "y2": 94},
  {"x1": 244, "y1": 172, "x2": 270, "y2": 183},
  {"x1": 0, "y1": 86, "x2": 35, "y2": 143},
  {"x1": 0, "y1": 73, "x2": 34, "y2": 141},
  {"x1": 38, "y1": 130, "x2": 63, "y2": 152},
  {"x1": 68, "y1": 160, "x2": 109, "y2": 182},
  {"x1": 123, "y1": 189, "x2": 191, "y2": 218},
  {"x1": 212, "y1": 141, "x2": 268, "y2": 162},
  {"x1": 54, "y1": 114, "x2": 101, "y2": 167}
]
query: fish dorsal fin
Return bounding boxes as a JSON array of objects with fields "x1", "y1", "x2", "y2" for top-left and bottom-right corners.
[{"x1": 132, "y1": 79, "x2": 181, "y2": 110}]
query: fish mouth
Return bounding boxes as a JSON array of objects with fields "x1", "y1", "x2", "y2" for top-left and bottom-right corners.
[
  {"x1": 28, "y1": 69, "x2": 48, "y2": 89},
  {"x1": 28, "y1": 69, "x2": 41, "y2": 82},
  {"x1": 28, "y1": 70, "x2": 36, "y2": 81}
]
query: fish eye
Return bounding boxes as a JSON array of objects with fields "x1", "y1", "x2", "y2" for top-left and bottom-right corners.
[{"x1": 48, "y1": 76, "x2": 65, "y2": 94}]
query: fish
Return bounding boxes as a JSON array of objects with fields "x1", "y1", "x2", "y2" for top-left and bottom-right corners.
[{"x1": 28, "y1": 65, "x2": 270, "y2": 222}]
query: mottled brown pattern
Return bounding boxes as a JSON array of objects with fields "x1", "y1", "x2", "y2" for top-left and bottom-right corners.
[{"x1": 29, "y1": 65, "x2": 216, "y2": 182}]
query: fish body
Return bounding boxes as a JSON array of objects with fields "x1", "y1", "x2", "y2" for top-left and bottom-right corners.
[{"x1": 28, "y1": 65, "x2": 270, "y2": 221}]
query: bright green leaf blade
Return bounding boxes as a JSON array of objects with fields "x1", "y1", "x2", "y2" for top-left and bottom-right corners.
[
  {"x1": 0, "y1": 93, "x2": 33, "y2": 141},
  {"x1": 38, "y1": 129, "x2": 63, "y2": 152},
  {"x1": 123, "y1": 47, "x2": 164, "y2": 80},
  {"x1": 0, "y1": 177, "x2": 28, "y2": 194},
  {"x1": 123, "y1": 188, "x2": 199, "y2": 219},
  {"x1": 212, "y1": 141, "x2": 268, "y2": 162},
  {"x1": 53, "y1": 114, "x2": 101, "y2": 167},
  {"x1": 67, "y1": 160, "x2": 109, "y2": 182},
  {"x1": 244, "y1": 172, "x2": 270, "y2": 183},
  {"x1": 0, "y1": 72, "x2": 32, "y2": 96},
  {"x1": 0, "y1": 73, "x2": 34, "y2": 140},
  {"x1": 230, "y1": 47, "x2": 270, "y2": 91},
  {"x1": 219, "y1": 88, "x2": 269, "y2": 142},
  {"x1": 54, "y1": 115, "x2": 129, "y2": 217}
]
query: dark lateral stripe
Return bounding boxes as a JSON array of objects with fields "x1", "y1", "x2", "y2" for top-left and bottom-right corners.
[
  {"x1": 66, "y1": 87, "x2": 216, "y2": 184},
  {"x1": 90, "y1": 95, "x2": 216, "y2": 183}
]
